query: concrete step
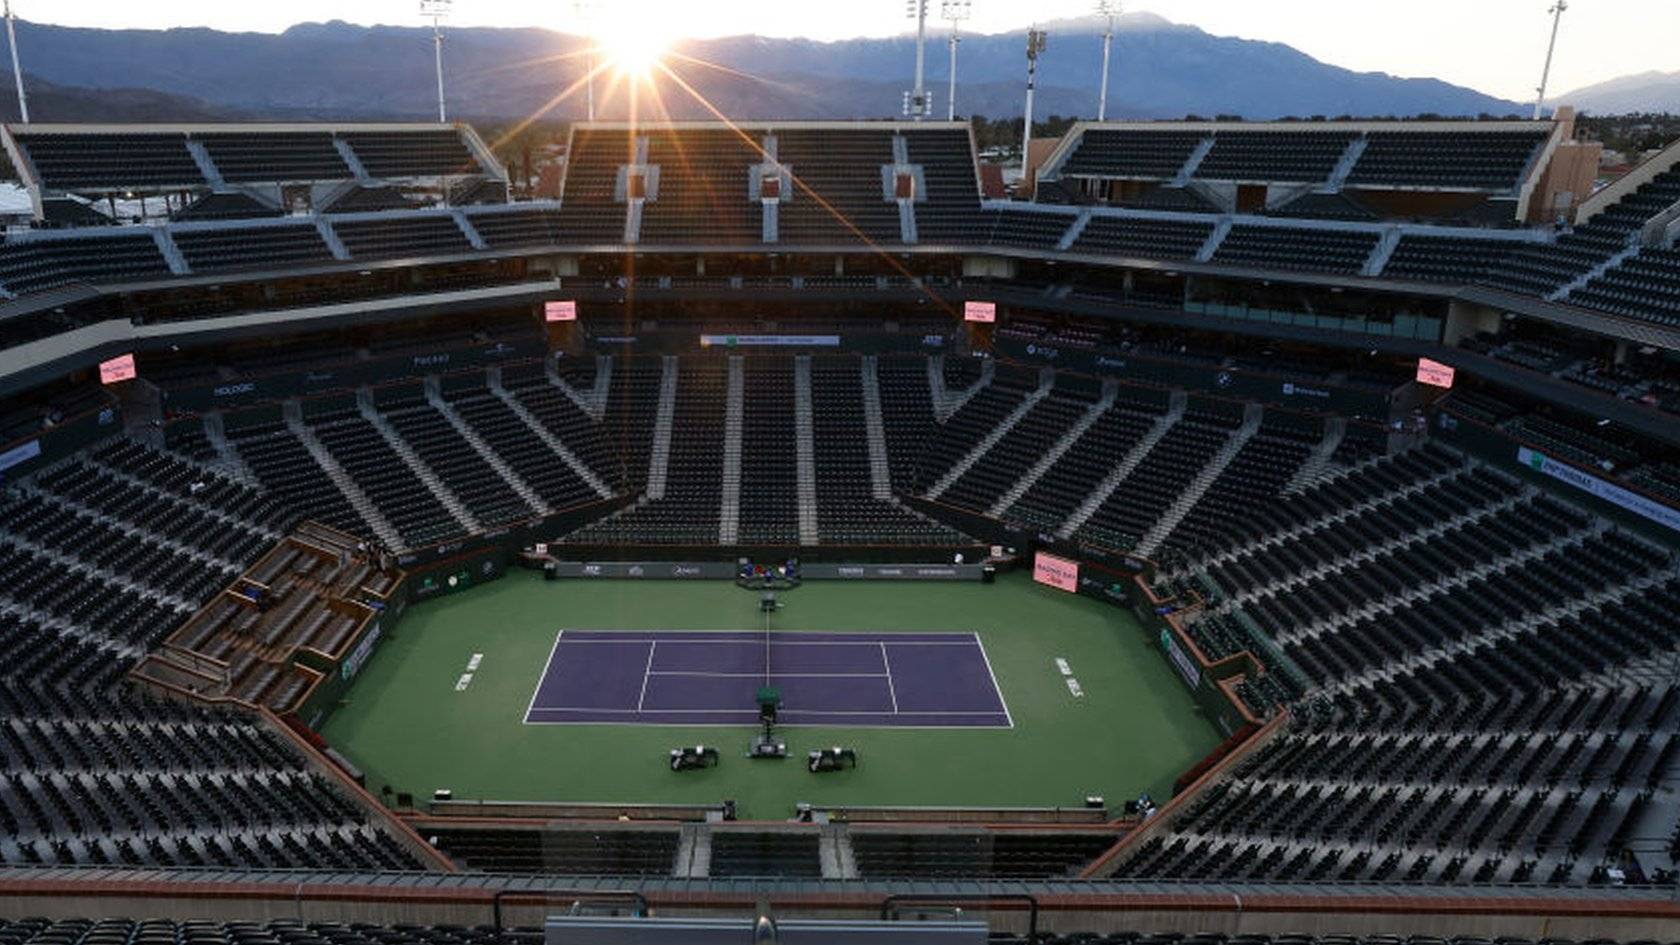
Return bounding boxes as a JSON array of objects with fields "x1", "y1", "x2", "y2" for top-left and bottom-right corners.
[
  {"x1": 793, "y1": 355, "x2": 820, "y2": 545},
  {"x1": 859, "y1": 355, "x2": 894, "y2": 499},
  {"x1": 718, "y1": 356, "x2": 745, "y2": 545},
  {"x1": 645, "y1": 356, "x2": 680, "y2": 500}
]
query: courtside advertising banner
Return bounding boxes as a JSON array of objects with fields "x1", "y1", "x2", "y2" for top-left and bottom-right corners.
[
  {"x1": 99, "y1": 353, "x2": 138, "y2": 385},
  {"x1": 1033, "y1": 551, "x2": 1080, "y2": 592}
]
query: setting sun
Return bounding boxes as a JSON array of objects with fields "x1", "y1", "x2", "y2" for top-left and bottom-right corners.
[{"x1": 591, "y1": 10, "x2": 676, "y2": 79}]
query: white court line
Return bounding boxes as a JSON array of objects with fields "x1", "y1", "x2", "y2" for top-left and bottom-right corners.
[
  {"x1": 554, "y1": 638, "x2": 978, "y2": 646},
  {"x1": 531, "y1": 706, "x2": 1008, "y2": 716},
  {"x1": 635, "y1": 641, "x2": 657, "y2": 711},
  {"x1": 528, "y1": 629, "x2": 1006, "y2": 726},
  {"x1": 972, "y1": 630, "x2": 1015, "y2": 729},
  {"x1": 881, "y1": 642, "x2": 900, "y2": 714},
  {"x1": 520, "y1": 629, "x2": 567, "y2": 724},
  {"x1": 647, "y1": 671, "x2": 891, "y2": 679}
]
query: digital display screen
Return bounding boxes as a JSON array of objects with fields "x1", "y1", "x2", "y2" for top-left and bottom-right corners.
[
  {"x1": 544, "y1": 300, "x2": 578, "y2": 322},
  {"x1": 99, "y1": 353, "x2": 137, "y2": 384},
  {"x1": 1032, "y1": 551, "x2": 1080, "y2": 593},
  {"x1": 964, "y1": 301, "x2": 997, "y2": 323},
  {"x1": 1416, "y1": 357, "x2": 1456, "y2": 388}
]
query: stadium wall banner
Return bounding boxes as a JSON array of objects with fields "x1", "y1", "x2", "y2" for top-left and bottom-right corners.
[
  {"x1": 1160, "y1": 628, "x2": 1204, "y2": 692},
  {"x1": 996, "y1": 338, "x2": 1392, "y2": 418},
  {"x1": 98, "y1": 353, "x2": 138, "y2": 385},
  {"x1": 544, "y1": 561, "x2": 985, "y2": 581},
  {"x1": 590, "y1": 332, "x2": 946, "y2": 355},
  {"x1": 409, "y1": 551, "x2": 508, "y2": 599},
  {"x1": 1032, "y1": 552, "x2": 1080, "y2": 592},
  {"x1": 340, "y1": 622, "x2": 383, "y2": 681},
  {"x1": 700, "y1": 334, "x2": 842, "y2": 348},
  {"x1": 1416, "y1": 357, "x2": 1456, "y2": 388},
  {"x1": 160, "y1": 342, "x2": 547, "y2": 411},
  {"x1": 0, "y1": 439, "x2": 41, "y2": 475},
  {"x1": 802, "y1": 563, "x2": 984, "y2": 581},
  {"x1": 1517, "y1": 446, "x2": 1680, "y2": 534},
  {"x1": 292, "y1": 609, "x2": 402, "y2": 729},
  {"x1": 552, "y1": 561, "x2": 739, "y2": 579},
  {"x1": 0, "y1": 402, "x2": 120, "y2": 482}
]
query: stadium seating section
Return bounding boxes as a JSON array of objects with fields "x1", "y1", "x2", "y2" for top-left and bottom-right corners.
[
  {"x1": 1050, "y1": 125, "x2": 1551, "y2": 193},
  {"x1": 0, "y1": 439, "x2": 420, "y2": 869},
  {"x1": 1347, "y1": 129, "x2": 1551, "y2": 190},
  {"x1": 8, "y1": 125, "x2": 491, "y2": 194},
  {"x1": 0, "y1": 119, "x2": 1677, "y2": 902},
  {"x1": 1, "y1": 120, "x2": 1676, "y2": 346}
]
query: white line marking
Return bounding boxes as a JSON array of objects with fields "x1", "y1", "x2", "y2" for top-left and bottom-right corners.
[
  {"x1": 554, "y1": 638, "x2": 978, "y2": 646},
  {"x1": 881, "y1": 642, "x2": 900, "y2": 714},
  {"x1": 973, "y1": 631, "x2": 1015, "y2": 729},
  {"x1": 520, "y1": 629, "x2": 567, "y2": 725},
  {"x1": 530, "y1": 706, "x2": 1008, "y2": 716},
  {"x1": 524, "y1": 719, "x2": 1011, "y2": 730},
  {"x1": 635, "y1": 641, "x2": 657, "y2": 711},
  {"x1": 646, "y1": 671, "x2": 890, "y2": 679},
  {"x1": 527, "y1": 629, "x2": 1009, "y2": 727}
]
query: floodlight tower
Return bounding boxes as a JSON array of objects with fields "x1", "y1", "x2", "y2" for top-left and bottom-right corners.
[
  {"x1": 3, "y1": 0, "x2": 26, "y2": 123},
  {"x1": 1532, "y1": 0, "x2": 1568, "y2": 120},
  {"x1": 1095, "y1": 0, "x2": 1120, "y2": 121},
  {"x1": 1021, "y1": 27, "x2": 1047, "y2": 177},
  {"x1": 941, "y1": 0, "x2": 971, "y2": 121},
  {"x1": 907, "y1": 0, "x2": 930, "y2": 120},
  {"x1": 574, "y1": 0, "x2": 595, "y2": 121},
  {"x1": 420, "y1": 0, "x2": 451, "y2": 122}
]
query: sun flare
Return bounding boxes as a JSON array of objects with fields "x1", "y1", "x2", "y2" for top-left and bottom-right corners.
[{"x1": 591, "y1": 11, "x2": 675, "y2": 80}]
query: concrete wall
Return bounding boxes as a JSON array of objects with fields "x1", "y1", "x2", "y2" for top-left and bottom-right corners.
[
  {"x1": 1527, "y1": 138, "x2": 1603, "y2": 225},
  {"x1": 3, "y1": 882, "x2": 1679, "y2": 940}
]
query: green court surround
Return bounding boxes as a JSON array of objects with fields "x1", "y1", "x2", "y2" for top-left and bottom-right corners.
[{"x1": 321, "y1": 571, "x2": 1221, "y2": 819}]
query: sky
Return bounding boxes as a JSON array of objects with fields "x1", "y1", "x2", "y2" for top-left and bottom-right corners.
[{"x1": 25, "y1": 0, "x2": 1680, "y2": 103}]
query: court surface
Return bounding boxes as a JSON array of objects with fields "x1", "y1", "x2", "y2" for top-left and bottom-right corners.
[
  {"x1": 320, "y1": 572, "x2": 1222, "y2": 816},
  {"x1": 524, "y1": 630, "x2": 1012, "y2": 727}
]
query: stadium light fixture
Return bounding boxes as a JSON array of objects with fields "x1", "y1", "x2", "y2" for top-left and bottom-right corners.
[
  {"x1": 1022, "y1": 27, "x2": 1047, "y2": 180},
  {"x1": 3, "y1": 0, "x2": 26, "y2": 124},
  {"x1": 1532, "y1": 0, "x2": 1567, "y2": 120},
  {"x1": 420, "y1": 0, "x2": 452, "y2": 123},
  {"x1": 941, "y1": 0, "x2": 972, "y2": 121},
  {"x1": 1094, "y1": 0, "x2": 1120, "y2": 121},
  {"x1": 906, "y1": 0, "x2": 930, "y2": 120}
]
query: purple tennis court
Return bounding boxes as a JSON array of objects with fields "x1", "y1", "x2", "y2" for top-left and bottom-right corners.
[{"x1": 523, "y1": 630, "x2": 1012, "y2": 727}]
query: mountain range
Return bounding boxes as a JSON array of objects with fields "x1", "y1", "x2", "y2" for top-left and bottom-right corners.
[
  {"x1": 1559, "y1": 71, "x2": 1680, "y2": 115},
  {"x1": 4, "y1": 13, "x2": 1534, "y2": 124}
]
